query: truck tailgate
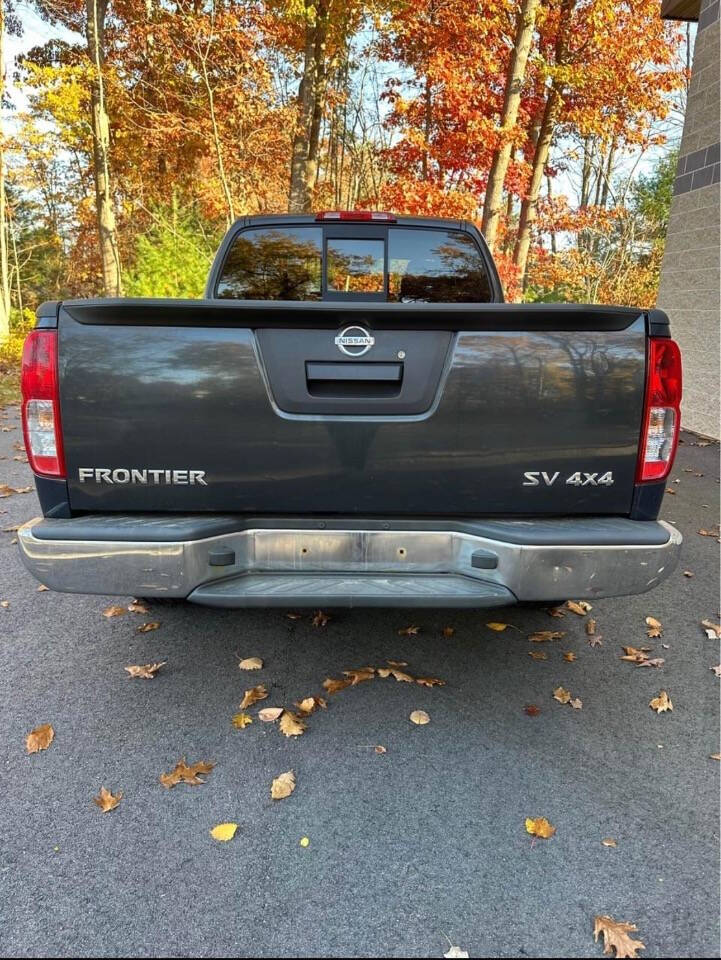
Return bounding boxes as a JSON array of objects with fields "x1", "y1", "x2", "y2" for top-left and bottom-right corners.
[{"x1": 57, "y1": 300, "x2": 647, "y2": 516}]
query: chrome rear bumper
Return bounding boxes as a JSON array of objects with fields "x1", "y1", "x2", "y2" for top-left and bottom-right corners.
[{"x1": 17, "y1": 516, "x2": 682, "y2": 608}]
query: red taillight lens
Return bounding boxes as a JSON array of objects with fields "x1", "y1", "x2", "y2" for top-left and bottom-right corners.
[
  {"x1": 21, "y1": 330, "x2": 65, "y2": 478},
  {"x1": 636, "y1": 337, "x2": 682, "y2": 482}
]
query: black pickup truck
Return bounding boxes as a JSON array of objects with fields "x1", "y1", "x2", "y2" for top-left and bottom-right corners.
[{"x1": 17, "y1": 212, "x2": 682, "y2": 608}]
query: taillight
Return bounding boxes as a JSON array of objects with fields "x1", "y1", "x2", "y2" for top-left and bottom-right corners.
[
  {"x1": 21, "y1": 330, "x2": 65, "y2": 478},
  {"x1": 636, "y1": 337, "x2": 682, "y2": 482},
  {"x1": 315, "y1": 210, "x2": 397, "y2": 222}
]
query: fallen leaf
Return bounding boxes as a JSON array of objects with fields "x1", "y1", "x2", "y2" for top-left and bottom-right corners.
[
  {"x1": 524, "y1": 704, "x2": 541, "y2": 716},
  {"x1": 343, "y1": 667, "x2": 375, "y2": 685},
  {"x1": 665, "y1": 488, "x2": 676, "y2": 495},
  {"x1": 377, "y1": 667, "x2": 415, "y2": 682},
  {"x1": 387, "y1": 659, "x2": 409, "y2": 667},
  {"x1": 294, "y1": 696, "x2": 327, "y2": 715},
  {"x1": 621, "y1": 646, "x2": 651, "y2": 663},
  {"x1": 238, "y1": 656, "x2": 263, "y2": 671},
  {"x1": 683, "y1": 570, "x2": 694, "y2": 578},
  {"x1": 593, "y1": 915, "x2": 645, "y2": 959},
  {"x1": 26, "y1": 723, "x2": 54, "y2": 754},
  {"x1": 0, "y1": 484, "x2": 31, "y2": 497},
  {"x1": 239, "y1": 684, "x2": 268, "y2": 709},
  {"x1": 127, "y1": 600, "x2": 149, "y2": 614},
  {"x1": 529, "y1": 630, "x2": 565, "y2": 643},
  {"x1": 36, "y1": 584, "x2": 48, "y2": 592},
  {"x1": 442, "y1": 626, "x2": 455, "y2": 638},
  {"x1": 569, "y1": 697, "x2": 583, "y2": 709},
  {"x1": 375, "y1": 745, "x2": 387, "y2": 754},
  {"x1": 258, "y1": 707, "x2": 284, "y2": 722},
  {"x1": 124, "y1": 661, "x2": 166, "y2": 679},
  {"x1": 279, "y1": 711, "x2": 307, "y2": 737},
  {"x1": 103, "y1": 605, "x2": 126, "y2": 618},
  {"x1": 553, "y1": 686, "x2": 571, "y2": 704},
  {"x1": 323, "y1": 677, "x2": 351, "y2": 695},
  {"x1": 410, "y1": 709, "x2": 430, "y2": 725},
  {"x1": 210, "y1": 822, "x2": 237, "y2": 842},
  {"x1": 567, "y1": 600, "x2": 592, "y2": 616},
  {"x1": 645, "y1": 616, "x2": 662, "y2": 638},
  {"x1": 698, "y1": 526, "x2": 720, "y2": 537},
  {"x1": 160, "y1": 758, "x2": 215, "y2": 788},
  {"x1": 311, "y1": 609, "x2": 330, "y2": 628},
  {"x1": 93, "y1": 786, "x2": 122, "y2": 812},
  {"x1": 563, "y1": 652, "x2": 577, "y2": 662},
  {"x1": 137, "y1": 621, "x2": 161, "y2": 633},
  {"x1": 711, "y1": 753, "x2": 721, "y2": 761},
  {"x1": 547, "y1": 606, "x2": 566, "y2": 618},
  {"x1": 701, "y1": 619, "x2": 721, "y2": 639},
  {"x1": 588, "y1": 635, "x2": 603, "y2": 648},
  {"x1": 231, "y1": 712, "x2": 253, "y2": 729},
  {"x1": 528, "y1": 650, "x2": 548, "y2": 661},
  {"x1": 711, "y1": 665, "x2": 721, "y2": 678},
  {"x1": 586, "y1": 618, "x2": 597, "y2": 636},
  {"x1": 637, "y1": 658, "x2": 665, "y2": 668},
  {"x1": 271, "y1": 770, "x2": 295, "y2": 799},
  {"x1": 1, "y1": 599, "x2": 9, "y2": 608},
  {"x1": 649, "y1": 690, "x2": 673, "y2": 713},
  {"x1": 398, "y1": 624, "x2": 420, "y2": 635},
  {"x1": 300, "y1": 836, "x2": 310, "y2": 847},
  {"x1": 286, "y1": 612, "x2": 302, "y2": 620},
  {"x1": 486, "y1": 621, "x2": 512, "y2": 631},
  {"x1": 444, "y1": 948, "x2": 469, "y2": 959},
  {"x1": 601, "y1": 838, "x2": 617, "y2": 847},
  {"x1": 525, "y1": 816, "x2": 556, "y2": 839}
]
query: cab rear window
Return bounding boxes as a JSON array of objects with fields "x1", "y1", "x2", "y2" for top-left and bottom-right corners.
[{"x1": 215, "y1": 224, "x2": 492, "y2": 302}]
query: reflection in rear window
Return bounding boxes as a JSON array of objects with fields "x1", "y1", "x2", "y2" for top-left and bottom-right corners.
[
  {"x1": 388, "y1": 229, "x2": 492, "y2": 303},
  {"x1": 216, "y1": 227, "x2": 322, "y2": 300},
  {"x1": 327, "y1": 238, "x2": 385, "y2": 294}
]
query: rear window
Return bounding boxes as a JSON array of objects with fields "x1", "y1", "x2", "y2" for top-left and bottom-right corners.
[
  {"x1": 215, "y1": 224, "x2": 493, "y2": 302},
  {"x1": 216, "y1": 226, "x2": 322, "y2": 300}
]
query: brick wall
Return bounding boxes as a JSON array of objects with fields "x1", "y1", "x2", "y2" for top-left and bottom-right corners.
[{"x1": 657, "y1": 0, "x2": 720, "y2": 438}]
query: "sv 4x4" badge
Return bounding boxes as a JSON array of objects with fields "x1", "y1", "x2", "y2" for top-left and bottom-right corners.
[{"x1": 523, "y1": 471, "x2": 614, "y2": 486}]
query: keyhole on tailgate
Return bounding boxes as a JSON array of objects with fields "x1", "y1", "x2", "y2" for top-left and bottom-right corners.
[
  {"x1": 398, "y1": 547, "x2": 406, "y2": 557},
  {"x1": 301, "y1": 547, "x2": 309, "y2": 555}
]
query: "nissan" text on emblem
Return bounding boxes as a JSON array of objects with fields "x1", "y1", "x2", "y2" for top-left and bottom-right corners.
[{"x1": 334, "y1": 325, "x2": 375, "y2": 357}]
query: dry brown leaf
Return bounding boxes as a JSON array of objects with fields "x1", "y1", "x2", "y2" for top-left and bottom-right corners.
[
  {"x1": 375, "y1": 745, "x2": 387, "y2": 754},
  {"x1": 124, "y1": 661, "x2": 166, "y2": 679},
  {"x1": 524, "y1": 704, "x2": 541, "y2": 716},
  {"x1": 137, "y1": 621, "x2": 161, "y2": 633},
  {"x1": 160, "y1": 758, "x2": 215, "y2": 788},
  {"x1": 593, "y1": 915, "x2": 645, "y2": 959},
  {"x1": 415, "y1": 676, "x2": 445, "y2": 687},
  {"x1": 645, "y1": 616, "x2": 662, "y2": 638},
  {"x1": 601, "y1": 838, "x2": 617, "y2": 847},
  {"x1": 279, "y1": 711, "x2": 307, "y2": 737},
  {"x1": 238, "y1": 656, "x2": 263, "y2": 671},
  {"x1": 286, "y1": 612, "x2": 302, "y2": 620},
  {"x1": 563, "y1": 652, "x2": 577, "y2": 662},
  {"x1": 566, "y1": 600, "x2": 592, "y2": 616},
  {"x1": 701, "y1": 619, "x2": 721, "y2": 639},
  {"x1": 294, "y1": 696, "x2": 327, "y2": 715},
  {"x1": 588, "y1": 635, "x2": 603, "y2": 648},
  {"x1": 525, "y1": 816, "x2": 556, "y2": 839},
  {"x1": 258, "y1": 707, "x2": 284, "y2": 723},
  {"x1": 26, "y1": 723, "x2": 54, "y2": 754},
  {"x1": 103, "y1": 605, "x2": 126, "y2": 618},
  {"x1": 377, "y1": 667, "x2": 414, "y2": 682},
  {"x1": 528, "y1": 650, "x2": 548, "y2": 661},
  {"x1": 586, "y1": 618, "x2": 597, "y2": 636},
  {"x1": 127, "y1": 600, "x2": 150, "y2": 614},
  {"x1": 239, "y1": 684, "x2": 268, "y2": 709},
  {"x1": 93, "y1": 786, "x2": 122, "y2": 812},
  {"x1": 529, "y1": 630, "x2": 565, "y2": 643},
  {"x1": 553, "y1": 686, "x2": 571, "y2": 704},
  {"x1": 312, "y1": 609, "x2": 330, "y2": 627},
  {"x1": 231, "y1": 712, "x2": 253, "y2": 729},
  {"x1": 649, "y1": 690, "x2": 673, "y2": 713},
  {"x1": 0, "y1": 484, "x2": 31, "y2": 497},
  {"x1": 323, "y1": 676, "x2": 351, "y2": 694},
  {"x1": 410, "y1": 709, "x2": 430, "y2": 725},
  {"x1": 711, "y1": 753, "x2": 721, "y2": 761},
  {"x1": 271, "y1": 770, "x2": 295, "y2": 799},
  {"x1": 547, "y1": 605, "x2": 566, "y2": 618},
  {"x1": 569, "y1": 697, "x2": 583, "y2": 709},
  {"x1": 442, "y1": 626, "x2": 455, "y2": 637},
  {"x1": 1, "y1": 599, "x2": 9, "y2": 608},
  {"x1": 621, "y1": 646, "x2": 651, "y2": 663},
  {"x1": 36, "y1": 584, "x2": 48, "y2": 592},
  {"x1": 398, "y1": 624, "x2": 420, "y2": 636},
  {"x1": 682, "y1": 570, "x2": 694, "y2": 578},
  {"x1": 343, "y1": 667, "x2": 375, "y2": 685},
  {"x1": 637, "y1": 658, "x2": 665, "y2": 668},
  {"x1": 710, "y1": 665, "x2": 721, "y2": 678},
  {"x1": 386, "y1": 659, "x2": 409, "y2": 667},
  {"x1": 698, "y1": 525, "x2": 720, "y2": 537}
]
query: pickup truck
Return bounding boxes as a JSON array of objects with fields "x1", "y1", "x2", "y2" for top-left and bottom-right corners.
[{"x1": 17, "y1": 212, "x2": 682, "y2": 608}]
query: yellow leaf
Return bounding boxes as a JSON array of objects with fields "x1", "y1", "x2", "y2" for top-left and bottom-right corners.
[
  {"x1": 593, "y1": 915, "x2": 645, "y2": 959},
  {"x1": 124, "y1": 661, "x2": 166, "y2": 679},
  {"x1": 486, "y1": 621, "x2": 510, "y2": 631},
  {"x1": 231, "y1": 712, "x2": 253, "y2": 729},
  {"x1": 239, "y1": 684, "x2": 268, "y2": 709},
  {"x1": 525, "y1": 816, "x2": 556, "y2": 839},
  {"x1": 300, "y1": 836, "x2": 310, "y2": 847},
  {"x1": 410, "y1": 709, "x2": 430, "y2": 725},
  {"x1": 271, "y1": 770, "x2": 295, "y2": 800},
  {"x1": 93, "y1": 786, "x2": 122, "y2": 812},
  {"x1": 649, "y1": 690, "x2": 673, "y2": 713},
  {"x1": 238, "y1": 657, "x2": 263, "y2": 671},
  {"x1": 563, "y1": 652, "x2": 577, "y2": 662},
  {"x1": 26, "y1": 723, "x2": 54, "y2": 754},
  {"x1": 210, "y1": 822, "x2": 238, "y2": 842},
  {"x1": 553, "y1": 686, "x2": 571, "y2": 704},
  {"x1": 279, "y1": 711, "x2": 306, "y2": 737}
]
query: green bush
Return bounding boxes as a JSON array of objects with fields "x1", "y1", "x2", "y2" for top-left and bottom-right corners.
[{"x1": 0, "y1": 309, "x2": 34, "y2": 408}]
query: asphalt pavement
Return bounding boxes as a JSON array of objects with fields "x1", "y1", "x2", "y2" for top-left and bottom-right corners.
[{"x1": 0, "y1": 402, "x2": 719, "y2": 959}]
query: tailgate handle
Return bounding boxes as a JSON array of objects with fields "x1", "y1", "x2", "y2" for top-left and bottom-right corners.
[{"x1": 305, "y1": 362, "x2": 402, "y2": 383}]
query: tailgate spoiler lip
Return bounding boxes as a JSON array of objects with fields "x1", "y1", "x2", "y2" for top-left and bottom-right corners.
[{"x1": 58, "y1": 298, "x2": 650, "y2": 333}]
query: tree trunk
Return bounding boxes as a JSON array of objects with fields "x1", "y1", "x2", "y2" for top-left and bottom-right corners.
[
  {"x1": 289, "y1": 0, "x2": 328, "y2": 213},
  {"x1": 86, "y1": 0, "x2": 122, "y2": 297},
  {"x1": 480, "y1": 0, "x2": 539, "y2": 251},
  {"x1": 513, "y1": 0, "x2": 575, "y2": 283}
]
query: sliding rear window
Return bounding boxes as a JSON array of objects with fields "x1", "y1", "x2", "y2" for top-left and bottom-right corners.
[{"x1": 215, "y1": 224, "x2": 492, "y2": 302}]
